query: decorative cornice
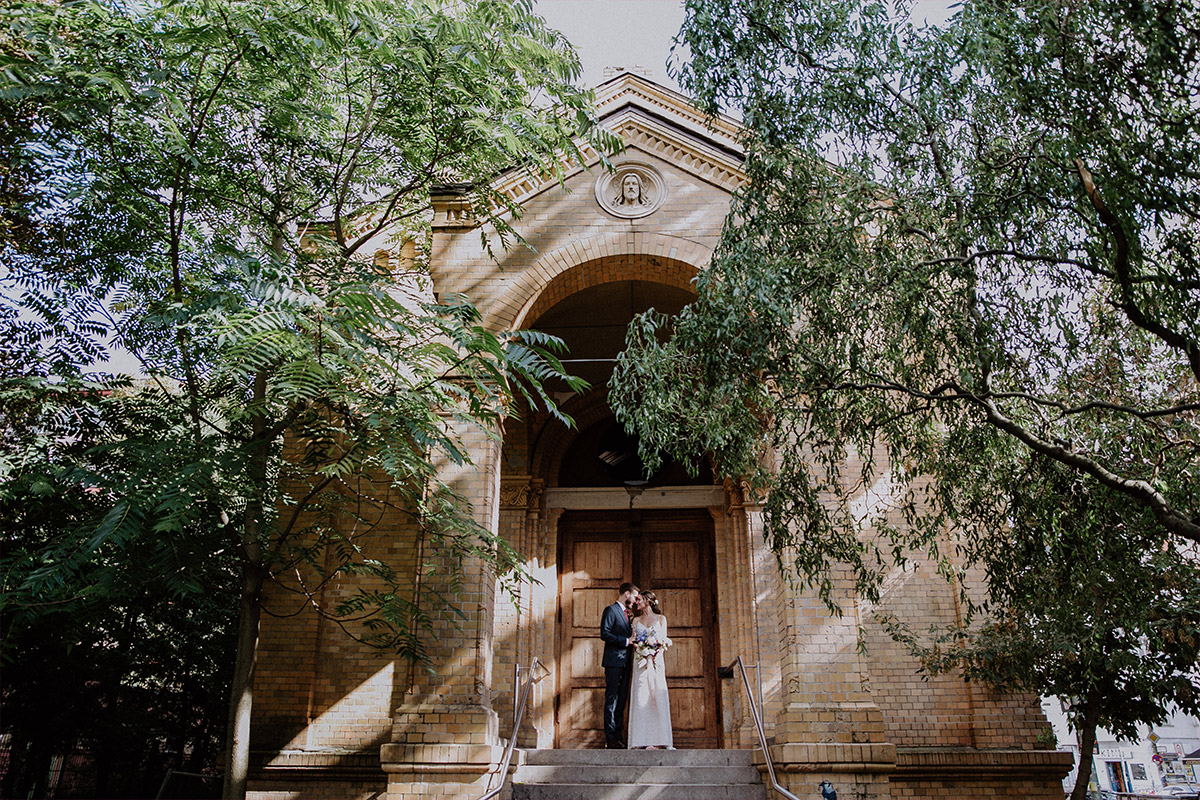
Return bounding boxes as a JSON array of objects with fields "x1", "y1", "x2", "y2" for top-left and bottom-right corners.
[
  {"x1": 544, "y1": 486, "x2": 726, "y2": 510},
  {"x1": 500, "y1": 477, "x2": 544, "y2": 510},
  {"x1": 594, "y1": 72, "x2": 743, "y2": 153},
  {"x1": 436, "y1": 74, "x2": 748, "y2": 229},
  {"x1": 725, "y1": 477, "x2": 766, "y2": 511}
]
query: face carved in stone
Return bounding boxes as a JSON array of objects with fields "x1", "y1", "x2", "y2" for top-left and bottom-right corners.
[
  {"x1": 597, "y1": 165, "x2": 662, "y2": 217},
  {"x1": 616, "y1": 173, "x2": 647, "y2": 206}
]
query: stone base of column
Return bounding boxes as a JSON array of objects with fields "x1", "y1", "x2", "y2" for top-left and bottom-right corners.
[
  {"x1": 389, "y1": 702, "x2": 499, "y2": 747},
  {"x1": 891, "y1": 748, "x2": 1075, "y2": 799},
  {"x1": 756, "y1": 742, "x2": 897, "y2": 800},
  {"x1": 381, "y1": 744, "x2": 507, "y2": 800},
  {"x1": 384, "y1": 703, "x2": 505, "y2": 800},
  {"x1": 247, "y1": 751, "x2": 387, "y2": 800},
  {"x1": 778, "y1": 701, "x2": 889, "y2": 744}
]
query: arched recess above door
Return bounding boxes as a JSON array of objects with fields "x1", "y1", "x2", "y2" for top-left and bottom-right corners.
[{"x1": 485, "y1": 232, "x2": 711, "y2": 332}]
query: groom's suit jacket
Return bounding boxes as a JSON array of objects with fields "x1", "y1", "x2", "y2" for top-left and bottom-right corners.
[{"x1": 600, "y1": 601, "x2": 634, "y2": 669}]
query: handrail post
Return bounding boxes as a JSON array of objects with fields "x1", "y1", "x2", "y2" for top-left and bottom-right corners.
[
  {"x1": 726, "y1": 656, "x2": 803, "y2": 800},
  {"x1": 512, "y1": 661, "x2": 520, "y2": 731},
  {"x1": 478, "y1": 657, "x2": 542, "y2": 800}
]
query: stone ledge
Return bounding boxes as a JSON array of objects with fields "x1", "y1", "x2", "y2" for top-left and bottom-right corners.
[
  {"x1": 380, "y1": 743, "x2": 509, "y2": 775},
  {"x1": 754, "y1": 742, "x2": 898, "y2": 774},
  {"x1": 249, "y1": 749, "x2": 383, "y2": 781},
  {"x1": 893, "y1": 747, "x2": 1075, "y2": 780}
]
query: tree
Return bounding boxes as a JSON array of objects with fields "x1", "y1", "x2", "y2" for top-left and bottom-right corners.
[
  {"x1": 610, "y1": 0, "x2": 1200, "y2": 782},
  {"x1": 884, "y1": 450, "x2": 1200, "y2": 800},
  {"x1": 1, "y1": 398, "x2": 237, "y2": 796},
  {"x1": 1, "y1": 1, "x2": 602, "y2": 796},
  {"x1": 611, "y1": 0, "x2": 1200, "y2": 602},
  {"x1": 0, "y1": 303, "x2": 236, "y2": 798}
]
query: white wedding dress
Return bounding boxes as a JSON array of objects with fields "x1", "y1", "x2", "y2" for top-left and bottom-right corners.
[{"x1": 627, "y1": 617, "x2": 673, "y2": 749}]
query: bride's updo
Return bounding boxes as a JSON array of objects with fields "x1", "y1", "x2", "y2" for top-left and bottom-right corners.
[{"x1": 640, "y1": 590, "x2": 661, "y2": 615}]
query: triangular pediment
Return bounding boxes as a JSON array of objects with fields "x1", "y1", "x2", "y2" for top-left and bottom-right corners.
[{"x1": 489, "y1": 72, "x2": 746, "y2": 211}]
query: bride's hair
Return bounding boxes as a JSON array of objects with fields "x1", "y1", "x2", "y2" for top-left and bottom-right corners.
[{"x1": 639, "y1": 590, "x2": 661, "y2": 615}]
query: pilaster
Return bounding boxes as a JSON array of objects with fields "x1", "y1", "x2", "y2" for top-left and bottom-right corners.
[
  {"x1": 383, "y1": 423, "x2": 504, "y2": 800},
  {"x1": 768, "y1": 542, "x2": 895, "y2": 797}
]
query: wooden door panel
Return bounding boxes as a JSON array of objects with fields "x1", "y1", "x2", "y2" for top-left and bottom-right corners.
[
  {"x1": 665, "y1": 588, "x2": 702, "y2": 627},
  {"x1": 574, "y1": 540, "x2": 623, "y2": 579},
  {"x1": 571, "y1": 588, "x2": 613, "y2": 628},
  {"x1": 672, "y1": 688, "x2": 708, "y2": 730},
  {"x1": 567, "y1": 687, "x2": 605, "y2": 731},
  {"x1": 665, "y1": 638, "x2": 704, "y2": 678},
  {"x1": 557, "y1": 509, "x2": 719, "y2": 749},
  {"x1": 570, "y1": 637, "x2": 606, "y2": 679},
  {"x1": 645, "y1": 540, "x2": 701, "y2": 581}
]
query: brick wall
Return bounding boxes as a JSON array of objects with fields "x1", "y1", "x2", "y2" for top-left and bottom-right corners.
[{"x1": 248, "y1": 102, "x2": 1069, "y2": 799}]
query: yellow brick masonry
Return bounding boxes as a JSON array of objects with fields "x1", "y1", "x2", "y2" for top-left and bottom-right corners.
[
  {"x1": 249, "y1": 442, "x2": 420, "y2": 799},
  {"x1": 247, "y1": 83, "x2": 1071, "y2": 799},
  {"x1": 382, "y1": 420, "x2": 508, "y2": 800},
  {"x1": 430, "y1": 154, "x2": 724, "y2": 334}
]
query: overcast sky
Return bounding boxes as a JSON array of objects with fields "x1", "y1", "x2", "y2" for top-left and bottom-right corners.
[
  {"x1": 537, "y1": 0, "x2": 959, "y2": 92},
  {"x1": 537, "y1": 0, "x2": 688, "y2": 91}
]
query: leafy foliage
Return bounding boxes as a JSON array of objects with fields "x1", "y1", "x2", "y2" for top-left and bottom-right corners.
[
  {"x1": 1, "y1": 0, "x2": 598, "y2": 795},
  {"x1": 613, "y1": 0, "x2": 1200, "y2": 604},
  {"x1": 612, "y1": 0, "x2": 1200, "y2": 783},
  {"x1": 883, "y1": 454, "x2": 1200, "y2": 799},
  {"x1": 1, "y1": 381, "x2": 237, "y2": 798}
]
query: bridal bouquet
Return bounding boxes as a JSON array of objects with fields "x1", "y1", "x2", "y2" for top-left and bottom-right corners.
[{"x1": 632, "y1": 626, "x2": 672, "y2": 668}]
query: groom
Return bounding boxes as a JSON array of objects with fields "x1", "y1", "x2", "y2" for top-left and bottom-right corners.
[{"x1": 599, "y1": 582, "x2": 639, "y2": 749}]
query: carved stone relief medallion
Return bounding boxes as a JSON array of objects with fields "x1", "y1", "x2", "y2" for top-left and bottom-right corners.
[{"x1": 595, "y1": 162, "x2": 667, "y2": 219}]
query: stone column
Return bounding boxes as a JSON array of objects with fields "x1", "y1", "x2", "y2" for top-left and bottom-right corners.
[
  {"x1": 743, "y1": 488, "x2": 896, "y2": 799},
  {"x1": 381, "y1": 424, "x2": 506, "y2": 800},
  {"x1": 717, "y1": 481, "x2": 768, "y2": 750},
  {"x1": 494, "y1": 476, "x2": 550, "y2": 749}
]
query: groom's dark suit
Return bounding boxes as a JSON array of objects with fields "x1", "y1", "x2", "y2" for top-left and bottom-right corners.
[{"x1": 600, "y1": 601, "x2": 634, "y2": 746}]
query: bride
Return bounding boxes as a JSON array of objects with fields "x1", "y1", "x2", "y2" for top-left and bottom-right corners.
[{"x1": 627, "y1": 590, "x2": 674, "y2": 749}]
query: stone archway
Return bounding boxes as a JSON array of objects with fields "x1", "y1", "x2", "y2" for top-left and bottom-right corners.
[
  {"x1": 485, "y1": 233, "x2": 710, "y2": 332},
  {"x1": 487, "y1": 251, "x2": 771, "y2": 753}
]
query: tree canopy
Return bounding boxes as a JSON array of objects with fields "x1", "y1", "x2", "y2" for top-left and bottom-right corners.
[
  {"x1": 612, "y1": 0, "x2": 1200, "y2": 604},
  {"x1": 885, "y1": 449, "x2": 1200, "y2": 800},
  {"x1": 1, "y1": 0, "x2": 602, "y2": 796},
  {"x1": 611, "y1": 0, "x2": 1200, "y2": 777},
  {"x1": 1, "y1": 389, "x2": 236, "y2": 798}
]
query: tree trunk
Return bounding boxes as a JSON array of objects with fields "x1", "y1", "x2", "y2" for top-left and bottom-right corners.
[
  {"x1": 1070, "y1": 704, "x2": 1102, "y2": 800},
  {"x1": 221, "y1": 552, "x2": 264, "y2": 800},
  {"x1": 223, "y1": 373, "x2": 271, "y2": 800}
]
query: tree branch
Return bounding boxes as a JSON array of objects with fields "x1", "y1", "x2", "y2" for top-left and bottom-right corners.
[{"x1": 1076, "y1": 159, "x2": 1200, "y2": 383}]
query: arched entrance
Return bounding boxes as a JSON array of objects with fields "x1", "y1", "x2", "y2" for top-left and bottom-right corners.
[
  {"x1": 556, "y1": 507, "x2": 720, "y2": 748},
  {"x1": 507, "y1": 268, "x2": 724, "y2": 749}
]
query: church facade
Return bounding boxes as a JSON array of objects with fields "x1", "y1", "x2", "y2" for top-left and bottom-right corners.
[{"x1": 247, "y1": 74, "x2": 1072, "y2": 800}]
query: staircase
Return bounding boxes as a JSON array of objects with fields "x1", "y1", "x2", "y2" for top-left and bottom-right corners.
[{"x1": 510, "y1": 749, "x2": 769, "y2": 800}]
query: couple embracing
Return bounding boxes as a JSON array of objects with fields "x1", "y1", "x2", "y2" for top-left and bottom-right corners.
[{"x1": 600, "y1": 582, "x2": 674, "y2": 750}]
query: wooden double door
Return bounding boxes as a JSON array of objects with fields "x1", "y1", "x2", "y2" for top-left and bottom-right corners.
[{"x1": 556, "y1": 509, "x2": 720, "y2": 748}]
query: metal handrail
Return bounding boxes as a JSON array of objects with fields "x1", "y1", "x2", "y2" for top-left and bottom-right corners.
[
  {"x1": 726, "y1": 656, "x2": 802, "y2": 800},
  {"x1": 478, "y1": 657, "x2": 544, "y2": 800}
]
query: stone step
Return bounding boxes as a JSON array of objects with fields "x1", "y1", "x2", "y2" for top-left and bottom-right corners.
[
  {"x1": 509, "y1": 750, "x2": 768, "y2": 800},
  {"x1": 518, "y1": 749, "x2": 758, "y2": 768},
  {"x1": 512, "y1": 784, "x2": 768, "y2": 800},
  {"x1": 513, "y1": 765, "x2": 763, "y2": 785}
]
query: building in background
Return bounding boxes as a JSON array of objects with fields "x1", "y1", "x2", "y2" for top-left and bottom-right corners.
[{"x1": 1041, "y1": 699, "x2": 1200, "y2": 795}]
